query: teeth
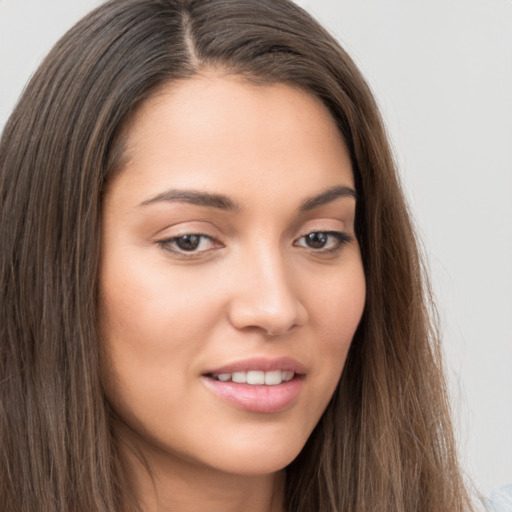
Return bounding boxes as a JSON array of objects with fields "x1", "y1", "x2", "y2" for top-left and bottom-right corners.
[
  {"x1": 232, "y1": 372, "x2": 246, "y2": 383},
  {"x1": 211, "y1": 370, "x2": 296, "y2": 385},
  {"x1": 282, "y1": 371, "x2": 294, "y2": 382},
  {"x1": 264, "y1": 370, "x2": 282, "y2": 385},
  {"x1": 247, "y1": 371, "x2": 265, "y2": 385}
]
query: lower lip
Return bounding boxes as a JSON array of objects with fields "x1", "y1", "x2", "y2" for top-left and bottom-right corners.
[{"x1": 202, "y1": 376, "x2": 304, "y2": 414}]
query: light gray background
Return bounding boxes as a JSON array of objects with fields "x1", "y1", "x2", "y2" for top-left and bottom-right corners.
[{"x1": 1, "y1": 0, "x2": 511, "y2": 498}]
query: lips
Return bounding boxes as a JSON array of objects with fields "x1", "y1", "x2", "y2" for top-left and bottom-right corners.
[
  {"x1": 204, "y1": 356, "x2": 306, "y2": 376},
  {"x1": 202, "y1": 357, "x2": 306, "y2": 413}
]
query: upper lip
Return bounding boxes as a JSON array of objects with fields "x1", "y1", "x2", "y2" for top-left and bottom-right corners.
[{"x1": 203, "y1": 357, "x2": 307, "y2": 376}]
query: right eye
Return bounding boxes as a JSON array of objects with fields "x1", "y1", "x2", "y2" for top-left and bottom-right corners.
[{"x1": 158, "y1": 234, "x2": 219, "y2": 255}]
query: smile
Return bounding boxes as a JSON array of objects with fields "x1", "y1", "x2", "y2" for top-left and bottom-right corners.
[
  {"x1": 209, "y1": 370, "x2": 295, "y2": 385},
  {"x1": 202, "y1": 357, "x2": 306, "y2": 413}
]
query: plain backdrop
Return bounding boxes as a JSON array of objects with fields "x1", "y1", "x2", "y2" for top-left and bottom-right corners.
[{"x1": 1, "y1": 0, "x2": 511, "y2": 498}]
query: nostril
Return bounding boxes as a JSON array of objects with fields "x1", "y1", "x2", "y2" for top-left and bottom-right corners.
[
  {"x1": 263, "y1": 323, "x2": 300, "y2": 337},
  {"x1": 228, "y1": 304, "x2": 307, "y2": 338}
]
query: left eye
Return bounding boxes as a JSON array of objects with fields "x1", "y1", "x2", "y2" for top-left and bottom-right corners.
[
  {"x1": 159, "y1": 234, "x2": 217, "y2": 254},
  {"x1": 295, "y1": 231, "x2": 351, "y2": 251}
]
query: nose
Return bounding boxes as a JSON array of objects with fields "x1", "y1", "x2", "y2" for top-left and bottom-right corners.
[{"x1": 227, "y1": 247, "x2": 308, "y2": 337}]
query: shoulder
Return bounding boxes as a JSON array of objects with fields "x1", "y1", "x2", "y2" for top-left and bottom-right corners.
[{"x1": 485, "y1": 485, "x2": 512, "y2": 512}]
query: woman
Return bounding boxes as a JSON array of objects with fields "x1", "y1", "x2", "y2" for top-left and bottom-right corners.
[{"x1": 0, "y1": 0, "x2": 476, "y2": 511}]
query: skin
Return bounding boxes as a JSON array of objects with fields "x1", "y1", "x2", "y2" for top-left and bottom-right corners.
[{"x1": 99, "y1": 74, "x2": 366, "y2": 512}]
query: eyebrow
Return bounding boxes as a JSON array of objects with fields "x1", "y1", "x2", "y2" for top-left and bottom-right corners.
[
  {"x1": 139, "y1": 190, "x2": 241, "y2": 211},
  {"x1": 298, "y1": 185, "x2": 357, "y2": 212},
  {"x1": 139, "y1": 185, "x2": 357, "y2": 212}
]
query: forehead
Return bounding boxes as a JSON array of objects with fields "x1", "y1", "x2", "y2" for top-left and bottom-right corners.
[{"x1": 109, "y1": 75, "x2": 354, "y2": 207}]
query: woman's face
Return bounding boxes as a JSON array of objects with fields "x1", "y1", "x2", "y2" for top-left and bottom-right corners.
[{"x1": 99, "y1": 76, "x2": 366, "y2": 477}]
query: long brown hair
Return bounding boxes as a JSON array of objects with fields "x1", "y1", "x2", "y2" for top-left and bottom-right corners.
[{"x1": 0, "y1": 1, "x2": 473, "y2": 510}]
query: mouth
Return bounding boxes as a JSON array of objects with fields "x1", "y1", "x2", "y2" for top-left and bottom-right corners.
[
  {"x1": 201, "y1": 357, "x2": 306, "y2": 413},
  {"x1": 206, "y1": 370, "x2": 296, "y2": 386}
]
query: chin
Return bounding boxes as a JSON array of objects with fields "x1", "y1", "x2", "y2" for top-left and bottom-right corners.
[
  {"x1": 210, "y1": 451, "x2": 298, "y2": 477},
  {"x1": 198, "y1": 430, "x2": 308, "y2": 477}
]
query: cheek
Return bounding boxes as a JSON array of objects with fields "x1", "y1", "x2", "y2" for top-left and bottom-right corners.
[
  {"x1": 312, "y1": 256, "x2": 366, "y2": 347},
  {"x1": 97, "y1": 256, "x2": 221, "y2": 410},
  {"x1": 331, "y1": 263, "x2": 365, "y2": 369},
  {"x1": 99, "y1": 248, "x2": 223, "y2": 346},
  {"x1": 301, "y1": 256, "x2": 366, "y2": 416}
]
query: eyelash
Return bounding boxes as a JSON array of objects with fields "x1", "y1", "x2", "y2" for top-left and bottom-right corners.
[{"x1": 157, "y1": 230, "x2": 353, "y2": 258}]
